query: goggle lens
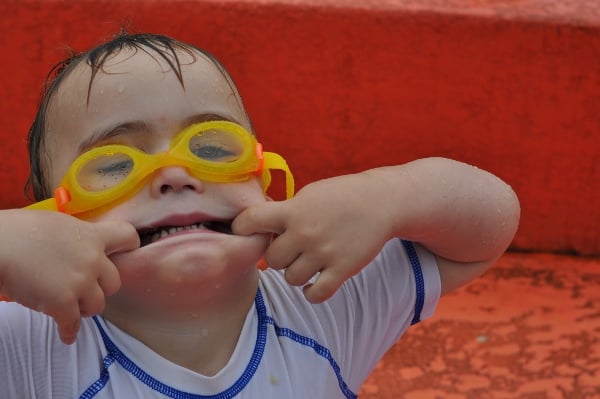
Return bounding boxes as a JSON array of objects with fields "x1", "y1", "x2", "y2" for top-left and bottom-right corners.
[
  {"x1": 188, "y1": 128, "x2": 244, "y2": 162},
  {"x1": 77, "y1": 152, "x2": 134, "y2": 192}
]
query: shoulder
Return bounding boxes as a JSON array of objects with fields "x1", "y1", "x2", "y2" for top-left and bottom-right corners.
[
  {"x1": 0, "y1": 301, "x2": 51, "y2": 338},
  {"x1": 0, "y1": 302, "x2": 105, "y2": 368},
  {"x1": 0, "y1": 303, "x2": 104, "y2": 397},
  {"x1": 0, "y1": 301, "x2": 104, "y2": 357}
]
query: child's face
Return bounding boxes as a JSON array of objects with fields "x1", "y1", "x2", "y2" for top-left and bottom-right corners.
[{"x1": 44, "y1": 48, "x2": 269, "y2": 293}]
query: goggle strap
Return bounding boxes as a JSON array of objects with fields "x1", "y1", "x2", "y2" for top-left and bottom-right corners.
[
  {"x1": 255, "y1": 143, "x2": 264, "y2": 174},
  {"x1": 54, "y1": 187, "x2": 71, "y2": 213},
  {"x1": 262, "y1": 152, "x2": 295, "y2": 199},
  {"x1": 23, "y1": 186, "x2": 70, "y2": 214},
  {"x1": 24, "y1": 197, "x2": 59, "y2": 212}
]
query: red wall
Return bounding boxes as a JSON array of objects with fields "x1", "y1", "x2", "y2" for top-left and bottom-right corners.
[{"x1": 0, "y1": 1, "x2": 598, "y2": 255}]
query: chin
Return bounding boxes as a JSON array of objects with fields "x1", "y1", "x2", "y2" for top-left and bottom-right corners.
[{"x1": 109, "y1": 257, "x2": 261, "y2": 313}]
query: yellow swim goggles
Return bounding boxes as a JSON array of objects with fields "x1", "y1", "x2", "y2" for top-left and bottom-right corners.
[{"x1": 26, "y1": 120, "x2": 294, "y2": 218}]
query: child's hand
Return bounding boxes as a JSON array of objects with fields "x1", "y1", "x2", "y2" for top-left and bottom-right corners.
[
  {"x1": 0, "y1": 210, "x2": 139, "y2": 344},
  {"x1": 233, "y1": 173, "x2": 390, "y2": 303}
]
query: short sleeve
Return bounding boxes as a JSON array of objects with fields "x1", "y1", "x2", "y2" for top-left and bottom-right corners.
[{"x1": 333, "y1": 238, "x2": 441, "y2": 388}]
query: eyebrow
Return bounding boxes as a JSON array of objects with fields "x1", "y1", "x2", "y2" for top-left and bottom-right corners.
[
  {"x1": 180, "y1": 113, "x2": 235, "y2": 129},
  {"x1": 77, "y1": 112, "x2": 236, "y2": 153},
  {"x1": 78, "y1": 120, "x2": 151, "y2": 154}
]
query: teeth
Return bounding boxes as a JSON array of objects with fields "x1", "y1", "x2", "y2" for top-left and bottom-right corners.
[
  {"x1": 140, "y1": 222, "x2": 233, "y2": 247},
  {"x1": 147, "y1": 223, "x2": 209, "y2": 244}
]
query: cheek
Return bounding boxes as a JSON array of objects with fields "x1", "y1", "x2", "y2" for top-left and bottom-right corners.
[
  {"x1": 221, "y1": 179, "x2": 268, "y2": 208},
  {"x1": 80, "y1": 196, "x2": 144, "y2": 223}
]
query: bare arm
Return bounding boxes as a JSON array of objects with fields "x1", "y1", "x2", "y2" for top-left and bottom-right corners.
[
  {"x1": 233, "y1": 157, "x2": 520, "y2": 301},
  {"x1": 362, "y1": 157, "x2": 520, "y2": 294}
]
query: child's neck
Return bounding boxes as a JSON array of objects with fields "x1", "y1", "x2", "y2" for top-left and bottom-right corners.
[{"x1": 102, "y1": 271, "x2": 260, "y2": 376}]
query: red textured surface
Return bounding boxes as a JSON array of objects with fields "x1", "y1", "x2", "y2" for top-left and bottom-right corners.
[
  {"x1": 0, "y1": 1, "x2": 598, "y2": 254},
  {"x1": 361, "y1": 252, "x2": 600, "y2": 398}
]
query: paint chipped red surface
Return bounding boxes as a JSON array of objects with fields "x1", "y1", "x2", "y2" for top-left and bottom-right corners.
[{"x1": 361, "y1": 252, "x2": 600, "y2": 398}]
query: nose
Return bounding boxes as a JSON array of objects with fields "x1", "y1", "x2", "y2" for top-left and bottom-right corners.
[{"x1": 149, "y1": 166, "x2": 205, "y2": 196}]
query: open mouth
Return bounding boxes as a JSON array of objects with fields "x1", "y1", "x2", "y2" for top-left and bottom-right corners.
[{"x1": 138, "y1": 221, "x2": 233, "y2": 247}]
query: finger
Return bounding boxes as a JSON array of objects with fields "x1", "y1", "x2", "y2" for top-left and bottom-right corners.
[
  {"x1": 263, "y1": 233, "x2": 301, "y2": 270},
  {"x1": 283, "y1": 254, "x2": 322, "y2": 287},
  {"x1": 302, "y1": 269, "x2": 345, "y2": 304},
  {"x1": 232, "y1": 202, "x2": 288, "y2": 236},
  {"x1": 78, "y1": 285, "x2": 107, "y2": 317},
  {"x1": 52, "y1": 306, "x2": 82, "y2": 345},
  {"x1": 94, "y1": 221, "x2": 140, "y2": 255},
  {"x1": 97, "y1": 260, "x2": 122, "y2": 297}
]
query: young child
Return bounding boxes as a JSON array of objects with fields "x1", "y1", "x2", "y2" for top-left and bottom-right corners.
[{"x1": 0, "y1": 32, "x2": 520, "y2": 398}]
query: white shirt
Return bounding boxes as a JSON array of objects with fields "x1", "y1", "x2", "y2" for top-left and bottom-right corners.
[{"x1": 0, "y1": 239, "x2": 440, "y2": 398}]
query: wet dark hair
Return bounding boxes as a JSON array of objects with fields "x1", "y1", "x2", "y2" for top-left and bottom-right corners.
[{"x1": 26, "y1": 31, "x2": 250, "y2": 201}]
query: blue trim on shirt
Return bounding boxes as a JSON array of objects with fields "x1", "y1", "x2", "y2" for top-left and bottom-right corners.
[
  {"x1": 79, "y1": 353, "x2": 116, "y2": 399},
  {"x1": 264, "y1": 320, "x2": 357, "y2": 398},
  {"x1": 401, "y1": 240, "x2": 425, "y2": 325},
  {"x1": 257, "y1": 292, "x2": 357, "y2": 399},
  {"x1": 82, "y1": 288, "x2": 355, "y2": 398},
  {"x1": 82, "y1": 297, "x2": 267, "y2": 399}
]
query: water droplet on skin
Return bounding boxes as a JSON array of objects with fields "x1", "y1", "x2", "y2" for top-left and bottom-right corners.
[
  {"x1": 117, "y1": 84, "x2": 125, "y2": 93},
  {"x1": 201, "y1": 328, "x2": 209, "y2": 337}
]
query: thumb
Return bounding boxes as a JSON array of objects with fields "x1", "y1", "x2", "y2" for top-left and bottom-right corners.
[
  {"x1": 232, "y1": 201, "x2": 287, "y2": 236},
  {"x1": 94, "y1": 220, "x2": 140, "y2": 255}
]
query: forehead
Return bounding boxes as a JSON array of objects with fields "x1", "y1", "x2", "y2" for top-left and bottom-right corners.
[
  {"x1": 44, "y1": 46, "x2": 249, "y2": 187},
  {"x1": 53, "y1": 47, "x2": 246, "y2": 122}
]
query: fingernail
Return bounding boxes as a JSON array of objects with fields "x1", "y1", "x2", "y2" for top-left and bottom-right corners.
[{"x1": 257, "y1": 257, "x2": 269, "y2": 270}]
